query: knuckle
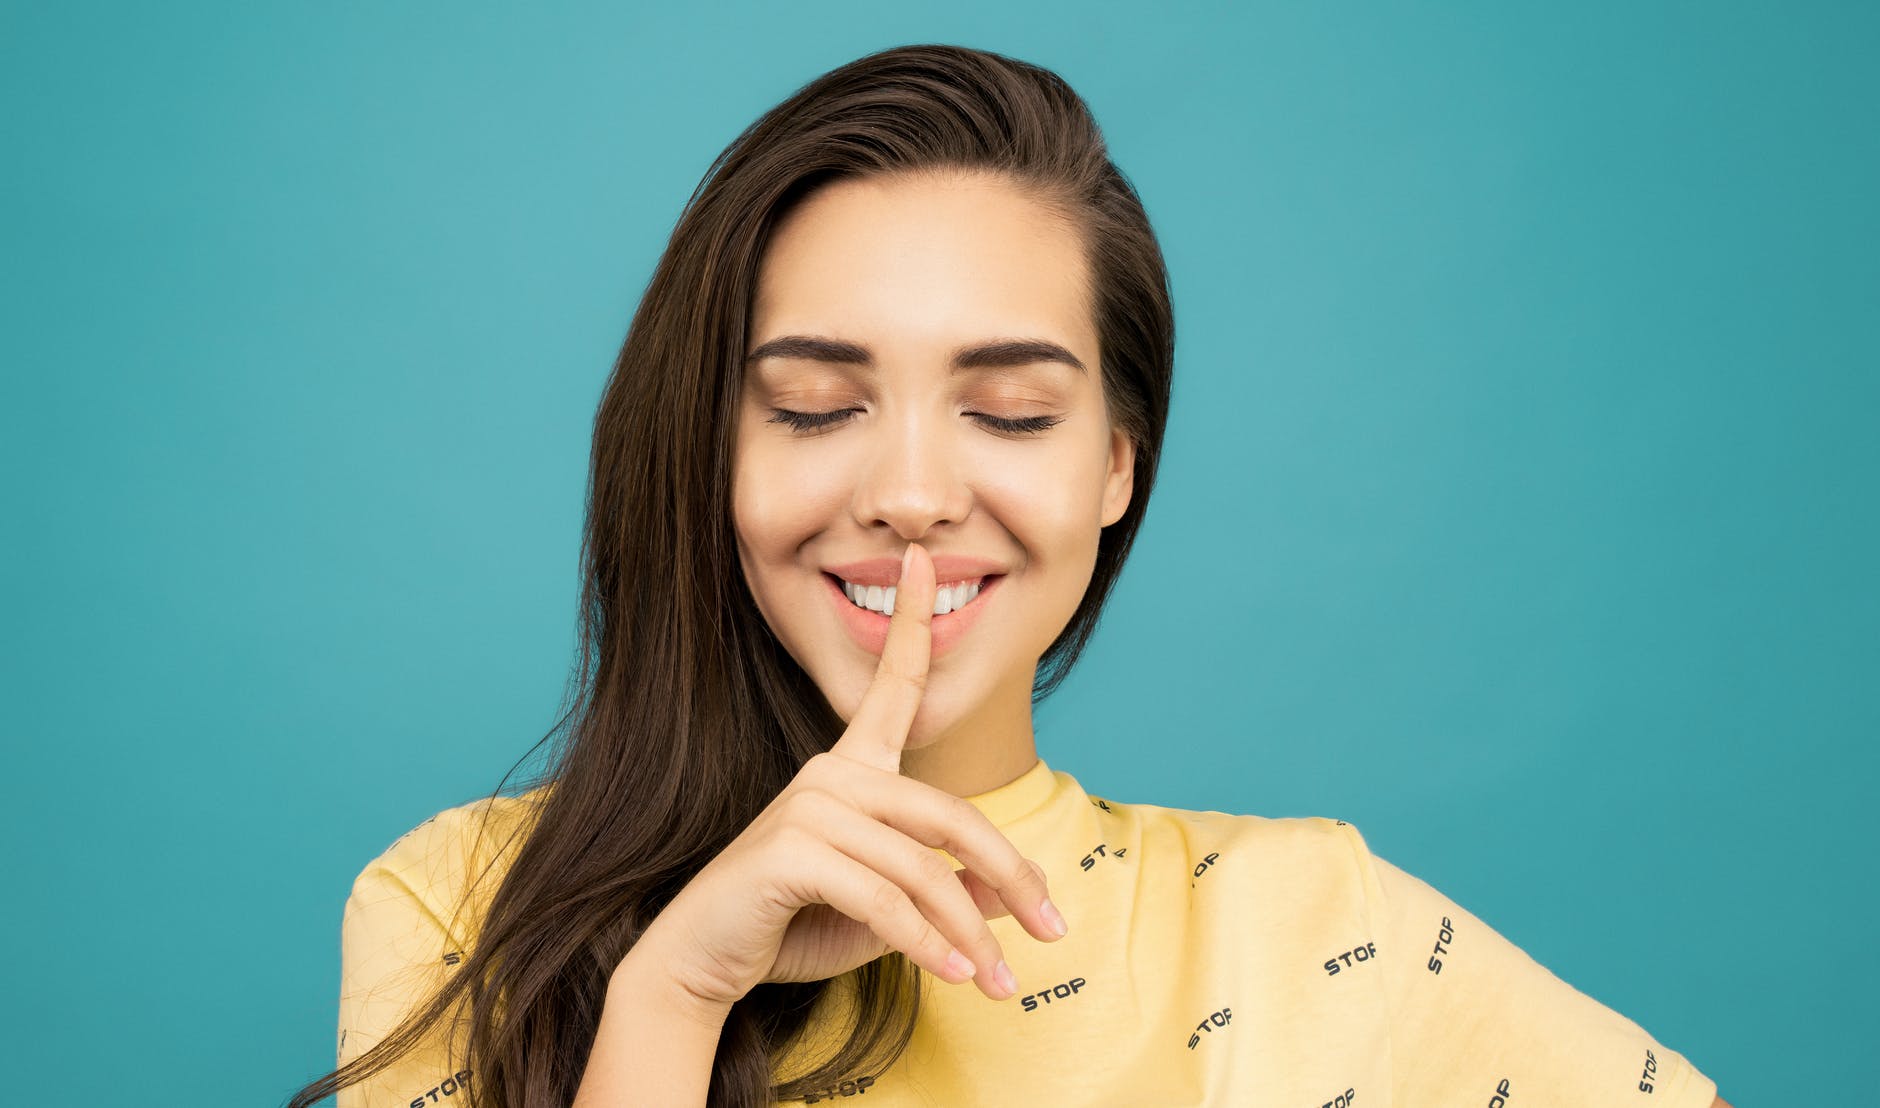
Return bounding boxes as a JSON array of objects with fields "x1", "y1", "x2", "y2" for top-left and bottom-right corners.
[
  {"x1": 944, "y1": 796, "x2": 982, "y2": 843},
  {"x1": 770, "y1": 822, "x2": 819, "y2": 861},
  {"x1": 868, "y1": 877, "x2": 908, "y2": 921},
  {"x1": 806, "y1": 750, "x2": 862, "y2": 786},
  {"x1": 881, "y1": 662, "x2": 928, "y2": 693},
  {"x1": 913, "y1": 847, "x2": 956, "y2": 887},
  {"x1": 782, "y1": 784, "x2": 835, "y2": 820},
  {"x1": 912, "y1": 917, "x2": 948, "y2": 956},
  {"x1": 1013, "y1": 857, "x2": 1044, "y2": 890}
]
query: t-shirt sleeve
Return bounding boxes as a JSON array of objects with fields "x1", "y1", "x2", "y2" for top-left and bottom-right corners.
[
  {"x1": 1335, "y1": 821, "x2": 1719, "y2": 1108},
  {"x1": 334, "y1": 813, "x2": 478, "y2": 1108}
]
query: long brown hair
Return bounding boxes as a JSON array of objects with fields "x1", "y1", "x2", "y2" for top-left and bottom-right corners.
[{"x1": 286, "y1": 41, "x2": 1174, "y2": 1108}]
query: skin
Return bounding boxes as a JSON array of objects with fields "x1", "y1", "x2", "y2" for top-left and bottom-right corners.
[{"x1": 732, "y1": 168, "x2": 1135, "y2": 800}]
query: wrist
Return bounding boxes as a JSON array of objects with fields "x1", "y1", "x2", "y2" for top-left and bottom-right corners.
[{"x1": 611, "y1": 922, "x2": 737, "y2": 1029}]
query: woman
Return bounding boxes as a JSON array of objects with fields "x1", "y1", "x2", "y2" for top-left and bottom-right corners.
[{"x1": 287, "y1": 43, "x2": 1728, "y2": 1108}]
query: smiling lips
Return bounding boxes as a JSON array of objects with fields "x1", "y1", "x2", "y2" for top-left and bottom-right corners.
[
  {"x1": 823, "y1": 553, "x2": 1010, "y2": 586},
  {"x1": 838, "y1": 575, "x2": 985, "y2": 617},
  {"x1": 822, "y1": 558, "x2": 1006, "y2": 660}
]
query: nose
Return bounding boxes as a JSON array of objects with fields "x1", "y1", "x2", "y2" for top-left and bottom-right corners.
[{"x1": 849, "y1": 407, "x2": 973, "y2": 541}]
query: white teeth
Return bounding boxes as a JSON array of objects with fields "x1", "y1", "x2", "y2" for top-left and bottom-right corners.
[{"x1": 840, "y1": 577, "x2": 984, "y2": 616}]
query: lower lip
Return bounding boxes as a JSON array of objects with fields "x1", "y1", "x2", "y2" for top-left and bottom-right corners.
[{"x1": 824, "y1": 572, "x2": 1004, "y2": 661}]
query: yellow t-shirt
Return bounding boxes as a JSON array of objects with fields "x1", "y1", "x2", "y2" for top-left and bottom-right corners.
[{"x1": 336, "y1": 757, "x2": 1719, "y2": 1106}]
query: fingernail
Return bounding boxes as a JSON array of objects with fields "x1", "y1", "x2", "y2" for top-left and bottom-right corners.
[
  {"x1": 1040, "y1": 897, "x2": 1068, "y2": 938},
  {"x1": 901, "y1": 544, "x2": 915, "y2": 577},
  {"x1": 994, "y1": 960, "x2": 1017, "y2": 997},
  {"x1": 943, "y1": 949, "x2": 976, "y2": 979}
]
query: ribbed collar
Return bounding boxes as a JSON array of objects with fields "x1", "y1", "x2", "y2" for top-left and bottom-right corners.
[{"x1": 958, "y1": 755, "x2": 1062, "y2": 828}]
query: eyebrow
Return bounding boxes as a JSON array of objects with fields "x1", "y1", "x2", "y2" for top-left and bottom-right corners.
[{"x1": 744, "y1": 334, "x2": 1087, "y2": 375}]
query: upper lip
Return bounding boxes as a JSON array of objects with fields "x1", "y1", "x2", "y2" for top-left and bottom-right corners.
[{"x1": 824, "y1": 554, "x2": 1009, "y2": 587}]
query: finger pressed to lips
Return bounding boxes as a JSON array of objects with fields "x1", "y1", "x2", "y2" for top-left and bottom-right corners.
[
  {"x1": 833, "y1": 541, "x2": 936, "y2": 774},
  {"x1": 826, "y1": 567, "x2": 1003, "y2": 662}
]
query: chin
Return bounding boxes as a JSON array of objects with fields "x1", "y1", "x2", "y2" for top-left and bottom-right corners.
[
  {"x1": 896, "y1": 724, "x2": 949, "y2": 752},
  {"x1": 908, "y1": 686, "x2": 985, "y2": 744},
  {"x1": 819, "y1": 669, "x2": 966, "y2": 743}
]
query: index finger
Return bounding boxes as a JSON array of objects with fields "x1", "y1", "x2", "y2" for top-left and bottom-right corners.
[{"x1": 830, "y1": 540, "x2": 934, "y2": 774}]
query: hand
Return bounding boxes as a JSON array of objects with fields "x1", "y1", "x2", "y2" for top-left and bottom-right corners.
[{"x1": 628, "y1": 541, "x2": 1065, "y2": 1008}]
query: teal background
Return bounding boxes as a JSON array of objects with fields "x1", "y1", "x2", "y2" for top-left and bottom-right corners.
[{"x1": 3, "y1": 2, "x2": 1871, "y2": 1103}]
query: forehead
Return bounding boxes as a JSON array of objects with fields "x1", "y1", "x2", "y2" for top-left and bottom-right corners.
[{"x1": 749, "y1": 172, "x2": 1094, "y2": 361}]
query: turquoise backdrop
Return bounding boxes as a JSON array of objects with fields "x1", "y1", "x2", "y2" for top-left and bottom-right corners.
[{"x1": 4, "y1": 3, "x2": 1872, "y2": 1104}]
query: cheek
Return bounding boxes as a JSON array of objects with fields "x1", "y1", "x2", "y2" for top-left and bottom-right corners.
[
  {"x1": 731, "y1": 438, "x2": 848, "y2": 621},
  {"x1": 983, "y1": 445, "x2": 1110, "y2": 553},
  {"x1": 733, "y1": 454, "x2": 812, "y2": 640},
  {"x1": 732, "y1": 467, "x2": 780, "y2": 552},
  {"x1": 733, "y1": 437, "x2": 816, "y2": 551}
]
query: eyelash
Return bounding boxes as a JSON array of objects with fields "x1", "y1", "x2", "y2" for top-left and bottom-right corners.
[{"x1": 766, "y1": 408, "x2": 1065, "y2": 436}]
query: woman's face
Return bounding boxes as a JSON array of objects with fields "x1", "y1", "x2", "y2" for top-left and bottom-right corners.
[{"x1": 732, "y1": 170, "x2": 1134, "y2": 752}]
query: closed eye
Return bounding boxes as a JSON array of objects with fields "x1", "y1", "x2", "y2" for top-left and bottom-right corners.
[{"x1": 766, "y1": 408, "x2": 1064, "y2": 436}]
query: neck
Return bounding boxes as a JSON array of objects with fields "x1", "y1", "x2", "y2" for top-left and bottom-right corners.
[{"x1": 899, "y1": 667, "x2": 1039, "y2": 799}]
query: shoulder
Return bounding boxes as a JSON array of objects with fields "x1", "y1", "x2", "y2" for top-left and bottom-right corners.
[
  {"x1": 346, "y1": 786, "x2": 550, "y2": 939},
  {"x1": 1094, "y1": 792, "x2": 1375, "y2": 888},
  {"x1": 1108, "y1": 792, "x2": 1367, "y2": 854},
  {"x1": 362, "y1": 785, "x2": 547, "y2": 877}
]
